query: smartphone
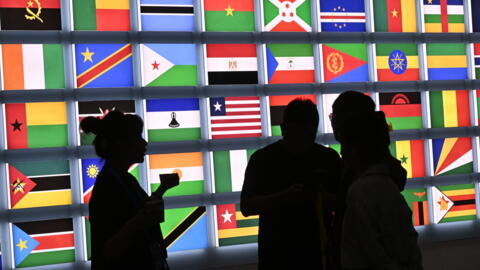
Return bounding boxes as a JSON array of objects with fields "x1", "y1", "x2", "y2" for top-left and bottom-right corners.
[{"x1": 159, "y1": 173, "x2": 180, "y2": 190}]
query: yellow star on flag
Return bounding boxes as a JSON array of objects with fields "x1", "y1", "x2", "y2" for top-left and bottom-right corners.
[
  {"x1": 82, "y1": 47, "x2": 95, "y2": 63},
  {"x1": 428, "y1": 0, "x2": 433, "y2": 3},
  {"x1": 27, "y1": 0, "x2": 34, "y2": 7},
  {"x1": 391, "y1": 9, "x2": 399, "y2": 18},
  {"x1": 225, "y1": 5, "x2": 235, "y2": 16},
  {"x1": 11, "y1": 178, "x2": 26, "y2": 194},
  {"x1": 17, "y1": 239, "x2": 28, "y2": 251}
]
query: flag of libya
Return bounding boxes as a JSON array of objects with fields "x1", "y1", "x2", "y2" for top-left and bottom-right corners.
[
  {"x1": 0, "y1": 0, "x2": 61, "y2": 30},
  {"x1": 204, "y1": 0, "x2": 255, "y2": 31},
  {"x1": 322, "y1": 43, "x2": 369, "y2": 82},
  {"x1": 379, "y1": 92, "x2": 422, "y2": 130},
  {"x1": 389, "y1": 140, "x2": 426, "y2": 178},
  {"x1": 269, "y1": 95, "x2": 316, "y2": 136},
  {"x1": 373, "y1": 0, "x2": 417, "y2": 32},
  {"x1": 376, "y1": 43, "x2": 419, "y2": 81}
]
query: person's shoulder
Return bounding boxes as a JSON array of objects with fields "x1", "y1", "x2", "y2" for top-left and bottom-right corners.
[
  {"x1": 251, "y1": 140, "x2": 282, "y2": 158},
  {"x1": 312, "y1": 143, "x2": 340, "y2": 158}
]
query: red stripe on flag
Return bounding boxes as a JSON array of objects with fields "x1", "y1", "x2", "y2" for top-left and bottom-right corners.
[
  {"x1": 269, "y1": 70, "x2": 315, "y2": 84},
  {"x1": 207, "y1": 44, "x2": 257, "y2": 58},
  {"x1": 212, "y1": 118, "x2": 260, "y2": 124},
  {"x1": 440, "y1": 0, "x2": 449, "y2": 32},
  {"x1": 225, "y1": 111, "x2": 260, "y2": 116},
  {"x1": 456, "y1": 90, "x2": 470, "y2": 127},
  {"x1": 377, "y1": 69, "x2": 420, "y2": 81},
  {"x1": 436, "y1": 137, "x2": 472, "y2": 174},
  {"x1": 212, "y1": 126, "x2": 261, "y2": 131},
  {"x1": 450, "y1": 194, "x2": 476, "y2": 201},
  {"x1": 320, "y1": 16, "x2": 366, "y2": 20},
  {"x1": 380, "y1": 104, "x2": 422, "y2": 118},
  {"x1": 96, "y1": 9, "x2": 131, "y2": 31},
  {"x1": 83, "y1": 191, "x2": 92, "y2": 204},
  {"x1": 413, "y1": 201, "x2": 420, "y2": 226},
  {"x1": 474, "y1": 44, "x2": 480, "y2": 55},
  {"x1": 271, "y1": 21, "x2": 307, "y2": 32},
  {"x1": 0, "y1": 0, "x2": 60, "y2": 8},
  {"x1": 33, "y1": 232, "x2": 74, "y2": 251},
  {"x1": 422, "y1": 201, "x2": 429, "y2": 225},
  {"x1": 225, "y1": 96, "x2": 259, "y2": 101},
  {"x1": 269, "y1": 95, "x2": 316, "y2": 106},
  {"x1": 387, "y1": 0, "x2": 402, "y2": 32},
  {"x1": 449, "y1": 204, "x2": 476, "y2": 212},
  {"x1": 204, "y1": 0, "x2": 254, "y2": 12},
  {"x1": 411, "y1": 140, "x2": 426, "y2": 178},
  {"x1": 213, "y1": 133, "x2": 261, "y2": 139},
  {"x1": 226, "y1": 104, "x2": 260, "y2": 108},
  {"x1": 5, "y1": 103, "x2": 28, "y2": 149}
]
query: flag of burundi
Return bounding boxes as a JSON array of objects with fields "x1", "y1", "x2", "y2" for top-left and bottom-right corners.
[
  {"x1": 263, "y1": 0, "x2": 312, "y2": 32},
  {"x1": 217, "y1": 204, "x2": 259, "y2": 246},
  {"x1": 432, "y1": 184, "x2": 476, "y2": 224},
  {"x1": 376, "y1": 43, "x2": 419, "y2": 81},
  {"x1": 374, "y1": 0, "x2": 417, "y2": 32},
  {"x1": 430, "y1": 90, "x2": 470, "y2": 128},
  {"x1": 0, "y1": 0, "x2": 61, "y2": 30},
  {"x1": 142, "y1": 44, "x2": 197, "y2": 86},
  {"x1": 213, "y1": 149, "x2": 256, "y2": 193},
  {"x1": 401, "y1": 188, "x2": 429, "y2": 226},
  {"x1": 379, "y1": 92, "x2": 422, "y2": 130},
  {"x1": 140, "y1": 0, "x2": 194, "y2": 31},
  {"x1": 423, "y1": 0, "x2": 465, "y2": 33},
  {"x1": 426, "y1": 43, "x2": 467, "y2": 80},
  {"x1": 269, "y1": 95, "x2": 316, "y2": 136},
  {"x1": 73, "y1": 0, "x2": 130, "y2": 31},
  {"x1": 162, "y1": 207, "x2": 208, "y2": 251},
  {"x1": 204, "y1": 0, "x2": 255, "y2": 31},
  {"x1": 432, "y1": 137, "x2": 472, "y2": 176},
  {"x1": 266, "y1": 44, "x2": 315, "y2": 84},
  {"x1": 389, "y1": 140, "x2": 425, "y2": 178},
  {"x1": 322, "y1": 43, "x2": 368, "y2": 82}
]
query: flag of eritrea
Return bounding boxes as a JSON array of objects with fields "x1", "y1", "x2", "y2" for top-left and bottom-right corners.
[
  {"x1": 322, "y1": 43, "x2": 368, "y2": 82},
  {"x1": 204, "y1": 0, "x2": 254, "y2": 31},
  {"x1": 376, "y1": 43, "x2": 419, "y2": 81}
]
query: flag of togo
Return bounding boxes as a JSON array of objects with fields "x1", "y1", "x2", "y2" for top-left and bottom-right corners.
[
  {"x1": 217, "y1": 204, "x2": 258, "y2": 246},
  {"x1": 0, "y1": 0, "x2": 61, "y2": 30}
]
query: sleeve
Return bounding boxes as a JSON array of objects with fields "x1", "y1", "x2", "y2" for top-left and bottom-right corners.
[{"x1": 241, "y1": 152, "x2": 266, "y2": 200}]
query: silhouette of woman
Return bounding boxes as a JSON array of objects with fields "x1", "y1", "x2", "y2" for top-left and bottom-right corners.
[{"x1": 81, "y1": 111, "x2": 169, "y2": 270}]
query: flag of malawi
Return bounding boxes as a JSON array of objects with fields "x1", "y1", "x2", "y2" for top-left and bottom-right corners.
[
  {"x1": 213, "y1": 149, "x2": 256, "y2": 193},
  {"x1": 401, "y1": 188, "x2": 429, "y2": 226},
  {"x1": 266, "y1": 44, "x2": 315, "y2": 84},
  {"x1": 389, "y1": 140, "x2": 426, "y2": 178},
  {"x1": 12, "y1": 219, "x2": 75, "y2": 268},
  {"x1": 423, "y1": 0, "x2": 465, "y2": 33},
  {"x1": 379, "y1": 92, "x2": 422, "y2": 130},
  {"x1": 0, "y1": 0, "x2": 61, "y2": 30},
  {"x1": 217, "y1": 204, "x2": 259, "y2": 246},
  {"x1": 376, "y1": 43, "x2": 419, "y2": 81},
  {"x1": 322, "y1": 43, "x2": 369, "y2": 82},
  {"x1": 430, "y1": 90, "x2": 470, "y2": 128},
  {"x1": 204, "y1": 0, "x2": 254, "y2": 31},
  {"x1": 374, "y1": 0, "x2": 417, "y2": 32},
  {"x1": 140, "y1": 0, "x2": 194, "y2": 31},
  {"x1": 269, "y1": 95, "x2": 316, "y2": 136},
  {"x1": 263, "y1": 0, "x2": 312, "y2": 32},
  {"x1": 432, "y1": 184, "x2": 476, "y2": 224},
  {"x1": 432, "y1": 137, "x2": 473, "y2": 176},
  {"x1": 426, "y1": 43, "x2": 467, "y2": 80},
  {"x1": 73, "y1": 0, "x2": 130, "y2": 31},
  {"x1": 162, "y1": 207, "x2": 208, "y2": 252},
  {"x1": 319, "y1": 0, "x2": 366, "y2": 32}
]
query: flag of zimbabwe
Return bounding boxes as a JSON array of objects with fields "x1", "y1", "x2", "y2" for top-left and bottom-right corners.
[
  {"x1": 432, "y1": 184, "x2": 476, "y2": 224},
  {"x1": 402, "y1": 188, "x2": 429, "y2": 226},
  {"x1": 389, "y1": 140, "x2": 426, "y2": 178},
  {"x1": 376, "y1": 43, "x2": 419, "y2": 81}
]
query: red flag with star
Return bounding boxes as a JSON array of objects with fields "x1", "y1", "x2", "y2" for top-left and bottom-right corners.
[
  {"x1": 8, "y1": 165, "x2": 37, "y2": 208},
  {"x1": 216, "y1": 204, "x2": 259, "y2": 246}
]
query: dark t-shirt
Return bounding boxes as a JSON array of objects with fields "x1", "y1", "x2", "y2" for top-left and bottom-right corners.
[{"x1": 241, "y1": 140, "x2": 341, "y2": 269}]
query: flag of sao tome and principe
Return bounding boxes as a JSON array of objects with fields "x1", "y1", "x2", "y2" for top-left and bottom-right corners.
[
  {"x1": 263, "y1": 0, "x2": 312, "y2": 32},
  {"x1": 432, "y1": 184, "x2": 476, "y2": 224},
  {"x1": 389, "y1": 140, "x2": 426, "y2": 178},
  {"x1": 146, "y1": 99, "x2": 201, "y2": 142},
  {"x1": 401, "y1": 188, "x2": 429, "y2": 226},
  {"x1": 140, "y1": 0, "x2": 194, "y2": 31},
  {"x1": 319, "y1": 0, "x2": 366, "y2": 32},
  {"x1": 0, "y1": 0, "x2": 61, "y2": 30},
  {"x1": 266, "y1": 44, "x2": 315, "y2": 84},
  {"x1": 432, "y1": 137, "x2": 473, "y2": 176},
  {"x1": 423, "y1": 0, "x2": 465, "y2": 33},
  {"x1": 322, "y1": 43, "x2": 369, "y2": 82},
  {"x1": 270, "y1": 95, "x2": 316, "y2": 136},
  {"x1": 376, "y1": 43, "x2": 419, "y2": 81},
  {"x1": 142, "y1": 44, "x2": 197, "y2": 87},
  {"x1": 149, "y1": 153, "x2": 204, "y2": 197},
  {"x1": 12, "y1": 219, "x2": 75, "y2": 268},
  {"x1": 75, "y1": 44, "x2": 133, "y2": 88},
  {"x1": 373, "y1": 0, "x2": 417, "y2": 32},
  {"x1": 426, "y1": 43, "x2": 467, "y2": 80},
  {"x1": 430, "y1": 90, "x2": 470, "y2": 128},
  {"x1": 73, "y1": 0, "x2": 130, "y2": 31},
  {"x1": 204, "y1": 0, "x2": 255, "y2": 31},
  {"x1": 162, "y1": 207, "x2": 208, "y2": 252},
  {"x1": 379, "y1": 92, "x2": 422, "y2": 130},
  {"x1": 213, "y1": 149, "x2": 256, "y2": 193},
  {"x1": 217, "y1": 204, "x2": 259, "y2": 246}
]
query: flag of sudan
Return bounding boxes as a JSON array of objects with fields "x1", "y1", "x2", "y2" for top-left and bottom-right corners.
[
  {"x1": 140, "y1": 0, "x2": 194, "y2": 31},
  {"x1": 206, "y1": 44, "x2": 258, "y2": 85},
  {"x1": 423, "y1": 0, "x2": 465, "y2": 33},
  {"x1": 269, "y1": 95, "x2": 316, "y2": 136},
  {"x1": 432, "y1": 184, "x2": 476, "y2": 224},
  {"x1": 263, "y1": 0, "x2": 312, "y2": 32},
  {"x1": 319, "y1": 0, "x2": 366, "y2": 32},
  {"x1": 426, "y1": 43, "x2": 467, "y2": 80},
  {"x1": 379, "y1": 92, "x2": 422, "y2": 130},
  {"x1": 162, "y1": 207, "x2": 208, "y2": 251},
  {"x1": 389, "y1": 140, "x2": 426, "y2": 178},
  {"x1": 322, "y1": 43, "x2": 368, "y2": 82},
  {"x1": 204, "y1": 0, "x2": 254, "y2": 31},
  {"x1": 374, "y1": 0, "x2": 417, "y2": 32},
  {"x1": 376, "y1": 43, "x2": 419, "y2": 81},
  {"x1": 217, "y1": 204, "x2": 259, "y2": 246},
  {"x1": 430, "y1": 90, "x2": 470, "y2": 128},
  {"x1": 73, "y1": 0, "x2": 130, "y2": 31},
  {"x1": 0, "y1": 0, "x2": 61, "y2": 30},
  {"x1": 266, "y1": 44, "x2": 315, "y2": 84},
  {"x1": 12, "y1": 219, "x2": 75, "y2": 268},
  {"x1": 149, "y1": 153, "x2": 204, "y2": 197},
  {"x1": 213, "y1": 149, "x2": 256, "y2": 193},
  {"x1": 401, "y1": 188, "x2": 429, "y2": 226},
  {"x1": 75, "y1": 44, "x2": 133, "y2": 88},
  {"x1": 432, "y1": 137, "x2": 473, "y2": 176}
]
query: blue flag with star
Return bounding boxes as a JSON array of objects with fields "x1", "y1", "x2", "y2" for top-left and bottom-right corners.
[
  {"x1": 210, "y1": 98, "x2": 226, "y2": 116},
  {"x1": 319, "y1": 0, "x2": 366, "y2": 32},
  {"x1": 81, "y1": 158, "x2": 104, "y2": 203},
  {"x1": 12, "y1": 224, "x2": 39, "y2": 267}
]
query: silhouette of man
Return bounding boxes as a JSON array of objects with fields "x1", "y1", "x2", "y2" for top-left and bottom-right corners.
[{"x1": 241, "y1": 99, "x2": 341, "y2": 270}]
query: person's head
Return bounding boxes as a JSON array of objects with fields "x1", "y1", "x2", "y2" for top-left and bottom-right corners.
[
  {"x1": 80, "y1": 111, "x2": 147, "y2": 166},
  {"x1": 281, "y1": 98, "x2": 319, "y2": 153}
]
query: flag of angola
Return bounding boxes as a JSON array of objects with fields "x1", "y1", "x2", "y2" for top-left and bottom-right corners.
[
  {"x1": 0, "y1": 0, "x2": 61, "y2": 30},
  {"x1": 213, "y1": 149, "x2": 256, "y2": 193},
  {"x1": 217, "y1": 204, "x2": 259, "y2": 246},
  {"x1": 204, "y1": 0, "x2": 255, "y2": 31},
  {"x1": 432, "y1": 184, "x2": 476, "y2": 224},
  {"x1": 269, "y1": 95, "x2": 316, "y2": 136},
  {"x1": 402, "y1": 188, "x2": 429, "y2": 226},
  {"x1": 379, "y1": 92, "x2": 422, "y2": 130},
  {"x1": 376, "y1": 43, "x2": 419, "y2": 81},
  {"x1": 73, "y1": 0, "x2": 130, "y2": 31},
  {"x1": 162, "y1": 207, "x2": 208, "y2": 252},
  {"x1": 263, "y1": 0, "x2": 312, "y2": 32},
  {"x1": 389, "y1": 140, "x2": 426, "y2": 178},
  {"x1": 374, "y1": 0, "x2": 417, "y2": 32}
]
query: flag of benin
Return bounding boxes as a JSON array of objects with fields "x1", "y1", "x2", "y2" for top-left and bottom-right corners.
[
  {"x1": 73, "y1": 0, "x2": 130, "y2": 31},
  {"x1": 213, "y1": 149, "x2": 256, "y2": 193},
  {"x1": 430, "y1": 90, "x2": 470, "y2": 128},
  {"x1": 374, "y1": 0, "x2": 417, "y2": 32},
  {"x1": 376, "y1": 43, "x2": 419, "y2": 81},
  {"x1": 217, "y1": 204, "x2": 259, "y2": 246},
  {"x1": 204, "y1": 0, "x2": 255, "y2": 31},
  {"x1": 389, "y1": 140, "x2": 426, "y2": 178},
  {"x1": 401, "y1": 188, "x2": 429, "y2": 226}
]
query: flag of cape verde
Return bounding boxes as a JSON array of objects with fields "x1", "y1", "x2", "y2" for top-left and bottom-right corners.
[{"x1": 319, "y1": 0, "x2": 366, "y2": 32}]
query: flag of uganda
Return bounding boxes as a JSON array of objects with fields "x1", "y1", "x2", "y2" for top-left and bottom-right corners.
[
  {"x1": 322, "y1": 43, "x2": 369, "y2": 82},
  {"x1": 204, "y1": 0, "x2": 255, "y2": 31},
  {"x1": 389, "y1": 140, "x2": 426, "y2": 178},
  {"x1": 423, "y1": 0, "x2": 465, "y2": 33},
  {"x1": 376, "y1": 43, "x2": 419, "y2": 81},
  {"x1": 73, "y1": 0, "x2": 130, "y2": 31},
  {"x1": 0, "y1": 0, "x2": 61, "y2": 30},
  {"x1": 401, "y1": 188, "x2": 429, "y2": 226},
  {"x1": 426, "y1": 43, "x2": 467, "y2": 80},
  {"x1": 162, "y1": 207, "x2": 208, "y2": 252},
  {"x1": 374, "y1": 0, "x2": 417, "y2": 32},
  {"x1": 217, "y1": 204, "x2": 259, "y2": 246},
  {"x1": 269, "y1": 95, "x2": 316, "y2": 136},
  {"x1": 213, "y1": 149, "x2": 256, "y2": 193},
  {"x1": 12, "y1": 219, "x2": 75, "y2": 268},
  {"x1": 430, "y1": 90, "x2": 470, "y2": 128},
  {"x1": 432, "y1": 184, "x2": 476, "y2": 224},
  {"x1": 432, "y1": 137, "x2": 473, "y2": 176},
  {"x1": 379, "y1": 92, "x2": 422, "y2": 130}
]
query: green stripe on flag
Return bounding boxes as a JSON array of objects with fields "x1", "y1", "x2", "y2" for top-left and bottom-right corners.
[
  {"x1": 424, "y1": 14, "x2": 464, "y2": 24},
  {"x1": 213, "y1": 151, "x2": 232, "y2": 193},
  {"x1": 17, "y1": 250, "x2": 75, "y2": 268},
  {"x1": 271, "y1": 125, "x2": 281, "y2": 136},
  {"x1": 237, "y1": 218, "x2": 259, "y2": 228},
  {"x1": 148, "y1": 128, "x2": 201, "y2": 142},
  {"x1": 264, "y1": 0, "x2": 279, "y2": 25},
  {"x1": 219, "y1": 235, "x2": 257, "y2": 246},
  {"x1": 28, "y1": 125, "x2": 68, "y2": 148},
  {"x1": 296, "y1": 0, "x2": 312, "y2": 26},
  {"x1": 389, "y1": 141, "x2": 397, "y2": 157},
  {"x1": 246, "y1": 149, "x2": 256, "y2": 160},
  {"x1": 437, "y1": 183, "x2": 474, "y2": 191},
  {"x1": 438, "y1": 163, "x2": 473, "y2": 176},
  {"x1": 476, "y1": 68, "x2": 480, "y2": 79},
  {"x1": 85, "y1": 219, "x2": 91, "y2": 260},
  {"x1": 146, "y1": 66, "x2": 197, "y2": 87},
  {"x1": 373, "y1": 0, "x2": 388, "y2": 32},
  {"x1": 43, "y1": 44, "x2": 65, "y2": 89},
  {"x1": 161, "y1": 207, "x2": 196, "y2": 235},
  {"x1": 441, "y1": 215, "x2": 477, "y2": 223},
  {"x1": 151, "y1": 181, "x2": 204, "y2": 197},
  {"x1": 429, "y1": 91, "x2": 444, "y2": 128},
  {"x1": 427, "y1": 43, "x2": 466, "y2": 55},
  {"x1": 326, "y1": 43, "x2": 368, "y2": 61},
  {"x1": 11, "y1": 160, "x2": 69, "y2": 176},
  {"x1": 72, "y1": 0, "x2": 97, "y2": 30},
  {"x1": 267, "y1": 44, "x2": 313, "y2": 57},
  {"x1": 205, "y1": 11, "x2": 255, "y2": 32},
  {"x1": 376, "y1": 44, "x2": 418, "y2": 56},
  {"x1": 388, "y1": 116, "x2": 423, "y2": 130},
  {"x1": 81, "y1": 133, "x2": 96, "y2": 145}
]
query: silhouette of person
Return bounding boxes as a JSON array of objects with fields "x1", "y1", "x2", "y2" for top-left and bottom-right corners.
[
  {"x1": 331, "y1": 92, "x2": 422, "y2": 270},
  {"x1": 241, "y1": 99, "x2": 341, "y2": 270},
  {"x1": 81, "y1": 111, "x2": 169, "y2": 270}
]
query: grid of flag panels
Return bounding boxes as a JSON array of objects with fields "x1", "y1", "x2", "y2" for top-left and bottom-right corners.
[{"x1": 1, "y1": 0, "x2": 480, "y2": 269}]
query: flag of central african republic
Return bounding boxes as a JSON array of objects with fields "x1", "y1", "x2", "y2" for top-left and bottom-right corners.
[
  {"x1": 402, "y1": 188, "x2": 429, "y2": 226},
  {"x1": 213, "y1": 149, "x2": 256, "y2": 193},
  {"x1": 75, "y1": 44, "x2": 133, "y2": 88},
  {"x1": 374, "y1": 0, "x2": 417, "y2": 32},
  {"x1": 0, "y1": 0, "x2": 61, "y2": 30},
  {"x1": 204, "y1": 0, "x2": 255, "y2": 31},
  {"x1": 319, "y1": 0, "x2": 366, "y2": 32},
  {"x1": 432, "y1": 137, "x2": 472, "y2": 176},
  {"x1": 263, "y1": 0, "x2": 312, "y2": 32},
  {"x1": 389, "y1": 140, "x2": 426, "y2": 178},
  {"x1": 270, "y1": 95, "x2": 316, "y2": 136},
  {"x1": 322, "y1": 43, "x2": 368, "y2": 82},
  {"x1": 149, "y1": 153, "x2": 204, "y2": 197},
  {"x1": 13, "y1": 219, "x2": 75, "y2": 268},
  {"x1": 142, "y1": 44, "x2": 197, "y2": 86},
  {"x1": 432, "y1": 184, "x2": 476, "y2": 224},
  {"x1": 266, "y1": 44, "x2": 315, "y2": 84},
  {"x1": 162, "y1": 207, "x2": 208, "y2": 251},
  {"x1": 379, "y1": 92, "x2": 422, "y2": 130},
  {"x1": 423, "y1": 0, "x2": 465, "y2": 33},
  {"x1": 217, "y1": 204, "x2": 259, "y2": 246},
  {"x1": 376, "y1": 44, "x2": 419, "y2": 81},
  {"x1": 430, "y1": 90, "x2": 470, "y2": 128},
  {"x1": 9, "y1": 161, "x2": 71, "y2": 209},
  {"x1": 210, "y1": 97, "x2": 262, "y2": 139},
  {"x1": 140, "y1": 0, "x2": 194, "y2": 31},
  {"x1": 73, "y1": 0, "x2": 130, "y2": 31},
  {"x1": 146, "y1": 99, "x2": 201, "y2": 142},
  {"x1": 426, "y1": 43, "x2": 467, "y2": 80}
]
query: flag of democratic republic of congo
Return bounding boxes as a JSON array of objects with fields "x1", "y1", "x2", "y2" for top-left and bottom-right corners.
[
  {"x1": 432, "y1": 184, "x2": 476, "y2": 224},
  {"x1": 322, "y1": 43, "x2": 369, "y2": 82},
  {"x1": 402, "y1": 188, "x2": 429, "y2": 226},
  {"x1": 432, "y1": 137, "x2": 473, "y2": 176},
  {"x1": 263, "y1": 0, "x2": 312, "y2": 32},
  {"x1": 319, "y1": 0, "x2": 366, "y2": 32},
  {"x1": 376, "y1": 43, "x2": 419, "y2": 81},
  {"x1": 75, "y1": 44, "x2": 133, "y2": 88},
  {"x1": 162, "y1": 207, "x2": 208, "y2": 252},
  {"x1": 0, "y1": 0, "x2": 61, "y2": 30},
  {"x1": 373, "y1": 0, "x2": 417, "y2": 32},
  {"x1": 389, "y1": 140, "x2": 425, "y2": 178},
  {"x1": 213, "y1": 149, "x2": 256, "y2": 193},
  {"x1": 73, "y1": 0, "x2": 130, "y2": 31},
  {"x1": 217, "y1": 204, "x2": 259, "y2": 246},
  {"x1": 269, "y1": 95, "x2": 316, "y2": 136},
  {"x1": 140, "y1": 0, "x2": 194, "y2": 31},
  {"x1": 423, "y1": 0, "x2": 465, "y2": 33},
  {"x1": 426, "y1": 43, "x2": 467, "y2": 80}
]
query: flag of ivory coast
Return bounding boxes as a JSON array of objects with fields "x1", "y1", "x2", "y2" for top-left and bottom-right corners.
[
  {"x1": 374, "y1": 0, "x2": 417, "y2": 32},
  {"x1": 263, "y1": 0, "x2": 312, "y2": 32},
  {"x1": 389, "y1": 140, "x2": 426, "y2": 178},
  {"x1": 216, "y1": 204, "x2": 258, "y2": 246},
  {"x1": 204, "y1": 0, "x2": 255, "y2": 31},
  {"x1": 432, "y1": 184, "x2": 476, "y2": 224},
  {"x1": 402, "y1": 188, "x2": 429, "y2": 226}
]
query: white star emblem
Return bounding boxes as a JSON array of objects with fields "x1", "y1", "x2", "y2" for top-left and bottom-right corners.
[
  {"x1": 213, "y1": 101, "x2": 223, "y2": 112},
  {"x1": 221, "y1": 209, "x2": 233, "y2": 223}
]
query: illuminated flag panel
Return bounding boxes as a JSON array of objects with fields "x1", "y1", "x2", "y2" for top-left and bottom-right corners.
[
  {"x1": 204, "y1": 0, "x2": 255, "y2": 31},
  {"x1": 376, "y1": 43, "x2": 419, "y2": 81},
  {"x1": 269, "y1": 95, "x2": 316, "y2": 136},
  {"x1": 322, "y1": 43, "x2": 369, "y2": 82},
  {"x1": 423, "y1": 0, "x2": 465, "y2": 33},
  {"x1": 430, "y1": 90, "x2": 470, "y2": 128},
  {"x1": 263, "y1": 0, "x2": 312, "y2": 32},
  {"x1": 379, "y1": 92, "x2": 422, "y2": 130},
  {"x1": 216, "y1": 204, "x2": 258, "y2": 246},
  {"x1": 266, "y1": 44, "x2": 315, "y2": 84},
  {"x1": 373, "y1": 0, "x2": 417, "y2": 32},
  {"x1": 72, "y1": 0, "x2": 130, "y2": 31},
  {"x1": 432, "y1": 137, "x2": 473, "y2": 176},
  {"x1": 389, "y1": 140, "x2": 426, "y2": 178},
  {"x1": 426, "y1": 43, "x2": 467, "y2": 80},
  {"x1": 161, "y1": 207, "x2": 208, "y2": 252},
  {"x1": 432, "y1": 184, "x2": 476, "y2": 224},
  {"x1": 213, "y1": 149, "x2": 257, "y2": 193},
  {"x1": 140, "y1": 0, "x2": 195, "y2": 31},
  {"x1": 319, "y1": 0, "x2": 366, "y2": 32},
  {"x1": 402, "y1": 188, "x2": 429, "y2": 226},
  {"x1": 0, "y1": 0, "x2": 61, "y2": 30}
]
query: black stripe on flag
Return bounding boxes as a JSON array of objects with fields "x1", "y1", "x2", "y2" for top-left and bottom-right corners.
[
  {"x1": 454, "y1": 199, "x2": 476, "y2": 206},
  {"x1": 140, "y1": 6, "x2": 194, "y2": 14},
  {"x1": 208, "y1": 71, "x2": 258, "y2": 85},
  {"x1": 30, "y1": 175, "x2": 71, "y2": 192},
  {"x1": 164, "y1": 206, "x2": 206, "y2": 247},
  {"x1": 270, "y1": 106, "x2": 287, "y2": 126},
  {"x1": 15, "y1": 218, "x2": 73, "y2": 235},
  {"x1": 78, "y1": 100, "x2": 136, "y2": 115},
  {"x1": 379, "y1": 92, "x2": 421, "y2": 106},
  {"x1": 415, "y1": 201, "x2": 425, "y2": 225},
  {"x1": 0, "y1": 8, "x2": 61, "y2": 30}
]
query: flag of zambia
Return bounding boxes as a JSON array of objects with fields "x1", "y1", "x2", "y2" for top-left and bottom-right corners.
[{"x1": 402, "y1": 188, "x2": 429, "y2": 226}]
